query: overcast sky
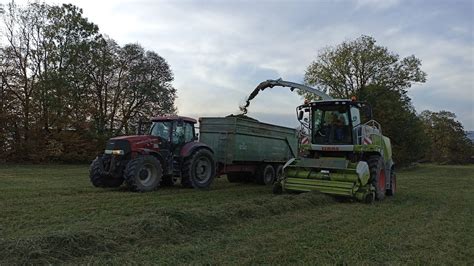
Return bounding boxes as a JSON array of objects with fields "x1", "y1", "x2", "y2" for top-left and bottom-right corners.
[{"x1": 9, "y1": 0, "x2": 474, "y2": 129}]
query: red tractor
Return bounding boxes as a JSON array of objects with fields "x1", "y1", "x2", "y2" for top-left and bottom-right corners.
[{"x1": 89, "y1": 116, "x2": 216, "y2": 192}]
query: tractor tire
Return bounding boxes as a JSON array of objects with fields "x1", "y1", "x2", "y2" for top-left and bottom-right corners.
[
  {"x1": 161, "y1": 175, "x2": 177, "y2": 187},
  {"x1": 124, "y1": 155, "x2": 162, "y2": 192},
  {"x1": 227, "y1": 172, "x2": 243, "y2": 183},
  {"x1": 256, "y1": 164, "x2": 276, "y2": 185},
  {"x1": 182, "y1": 149, "x2": 216, "y2": 189},
  {"x1": 368, "y1": 155, "x2": 386, "y2": 201},
  {"x1": 89, "y1": 156, "x2": 124, "y2": 188},
  {"x1": 386, "y1": 168, "x2": 396, "y2": 196}
]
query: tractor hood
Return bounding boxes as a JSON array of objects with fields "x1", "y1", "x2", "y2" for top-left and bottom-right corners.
[{"x1": 105, "y1": 135, "x2": 162, "y2": 155}]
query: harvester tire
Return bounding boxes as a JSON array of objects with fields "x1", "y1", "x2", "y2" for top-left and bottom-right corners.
[
  {"x1": 256, "y1": 164, "x2": 276, "y2": 185},
  {"x1": 89, "y1": 156, "x2": 124, "y2": 188},
  {"x1": 182, "y1": 149, "x2": 216, "y2": 189},
  {"x1": 386, "y1": 168, "x2": 396, "y2": 196},
  {"x1": 368, "y1": 155, "x2": 386, "y2": 201},
  {"x1": 124, "y1": 155, "x2": 162, "y2": 192}
]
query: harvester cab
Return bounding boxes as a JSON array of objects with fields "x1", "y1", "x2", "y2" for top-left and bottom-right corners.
[
  {"x1": 252, "y1": 79, "x2": 396, "y2": 202},
  {"x1": 89, "y1": 116, "x2": 216, "y2": 192}
]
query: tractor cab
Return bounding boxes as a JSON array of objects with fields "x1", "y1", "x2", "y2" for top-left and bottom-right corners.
[{"x1": 150, "y1": 116, "x2": 197, "y2": 153}]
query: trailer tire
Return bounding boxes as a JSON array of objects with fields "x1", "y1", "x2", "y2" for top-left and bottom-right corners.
[
  {"x1": 182, "y1": 149, "x2": 216, "y2": 189},
  {"x1": 256, "y1": 164, "x2": 276, "y2": 185},
  {"x1": 386, "y1": 168, "x2": 396, "y2": 196},
  {"x1": 368, "y1": 155, "x2": 386, "y2": 201},
  {"x1": 89, "y1": 156, "x2": 124, "y2": 188},
  {"x1": 124, "y1": 155, "x2": 162, "y2": 192},
  {"x1": 275, "y1": 165, "x2": 284, "y2": 181}
]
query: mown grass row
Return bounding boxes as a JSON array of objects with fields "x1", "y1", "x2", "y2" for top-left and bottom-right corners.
[{"x1": 0, "y1": 164, "x2": 473, "y2": 264}]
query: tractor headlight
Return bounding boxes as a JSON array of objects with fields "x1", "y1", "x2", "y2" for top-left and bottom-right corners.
[{"x1": 104, "y1": 149, "x2": 124, "y2": 155}]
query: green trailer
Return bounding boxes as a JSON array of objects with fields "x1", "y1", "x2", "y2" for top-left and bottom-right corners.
[{"x1": 199, "y1": 116, "x2": 298, "y2": 185}]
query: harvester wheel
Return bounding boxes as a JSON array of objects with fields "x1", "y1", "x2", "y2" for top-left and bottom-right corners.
[
  {"x1": 368, "y1": 155, "x2": 386, "y2": 201},
  {"x1": 256, "y1": 164, "x2": 276, "y2": 185},
  {"x1": 124, "y1": 155, "x2": 162, "y2": 192},
  {"x1": 386, "y1": 168, "x2": 396, "y2": 196},
  {"x1": 89, "y1": 156, "x2": 124, "y2": 188},
  {"x1": 182, "y1": 149, "x2": 216, "y2": 189},
  {"x1": 161, "y1": 175, "x2": 178, "y2": 186}
]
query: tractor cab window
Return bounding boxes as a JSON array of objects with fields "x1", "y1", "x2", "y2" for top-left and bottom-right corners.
[
  {"x1": 312, "y1": 105, "x2": 352, "y2": 144},
  {"x1": 184, "y1": 123, "x2": 195, "y2": 142},
  {"x1": 150, "y1": 121, "x2": 172, "y2": 141}
]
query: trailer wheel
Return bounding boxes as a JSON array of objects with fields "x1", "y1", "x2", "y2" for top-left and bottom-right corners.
[
  {"x1": 368, "y1": 155, "x2": 386, "y2": 201},
  {"x1": 182, "y1": 149, "x2": 216, "y2": 189},
  {"x1": 274, "y1": 165, "x2": 284, "y2": 180},
  {"x1": 124, "y1": 155, "x2": 162, "y2": 192},
  {"x1": 89, "y1": 156, "x2": 124, "y2": 188},
  {"x1": 256, "y1": 164, "x2": 276, "y2": 185},
  {"x1": 386, "y1": 168, "x2": 396, "y2": 196}
]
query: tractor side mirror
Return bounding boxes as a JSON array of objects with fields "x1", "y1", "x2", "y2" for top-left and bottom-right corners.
[
  {"x1": 193, "y1": 133, "x2": 199, "y2": 141},
  {"x1": 298, "y1": 110, "x2": 304, "y2": 121}
]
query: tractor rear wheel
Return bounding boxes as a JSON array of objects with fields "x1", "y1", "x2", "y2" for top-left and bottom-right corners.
[
  {"x1": 89, "y1": 156, "x2": 124, "y2": 188},
  {"x1": 256, "y1": 164, "x2": 276, "y2": 185},
  {"x1": 386, "y1": 168, "x2": 396, "y2": 196},
  {"x1": 182, "y1": 149, "x2": 216, "y2": 189},
  {"x1": 368, "y1": 155, "x2": 386, "y2": 201},
  {"x1": 124, "y1": 155, "x2": 162, "y2": 192}
]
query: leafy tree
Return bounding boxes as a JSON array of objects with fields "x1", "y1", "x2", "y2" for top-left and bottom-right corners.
[
  {"x1": 302, "y1": 35, "x2": 427, "y2": 100},
  {"x1": 361, "y1": 85, "x2": 428, "y2": 165},
  {"x1": 419, "y1": 110, "x2": 473, "y2": 164}
]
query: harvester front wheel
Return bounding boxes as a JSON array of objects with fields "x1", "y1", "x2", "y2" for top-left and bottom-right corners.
[
  {"x1": 368, "y1": 155, "x2": 386, "y2": 201},
  {"x1": 124, "y1": 155, "x2": 162, "y2": 192},
  {"x1": 256, "y1": 164, "x2": 276, "y2": 185},
  {"x1": 386, "y1": 168, "x2": 396, "y2": 196},
  {"x1": 182, "y1": 149, "x2": 216, "y2": 189},
  {"x1": 272, "y1": 181, "x2": 283, "y2": 194},
  {"x1": 89, "y1": 156, "x2": 124, "y2": 188}
]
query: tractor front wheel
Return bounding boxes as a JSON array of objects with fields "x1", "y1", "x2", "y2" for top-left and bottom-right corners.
[
  {"x1": 182, "y1": 149, "x2": 216, "y2": 189},
  {"x1": 368, "y1": 155, "x2": 386, "y2": 201},
  {"x1": 89, "y1": 156, "x2": 124, "y2": 188},
  {"x1": 124, "y1": 155, "x2": 162, "y2": 192}
]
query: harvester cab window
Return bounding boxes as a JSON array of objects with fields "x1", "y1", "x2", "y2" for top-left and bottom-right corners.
[
  {"x1": 172, "y1": 122, "x2": 185, "y2": 145},
  {"x1": 312, "y1": 105, "x2": 352, "y2": 144}
]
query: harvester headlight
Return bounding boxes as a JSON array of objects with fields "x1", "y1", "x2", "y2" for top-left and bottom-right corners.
[{"x1": 104, "y1": 149, "x2": 124, "y2": 155}]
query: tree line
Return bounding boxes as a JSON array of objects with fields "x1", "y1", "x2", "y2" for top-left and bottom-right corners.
[
  {"x1": 302, "y1": 35, "x2": 473, "y2": 165},
  {"x1": 0, "y1": 2, "x2": 176, "y2": 162},
  {"x1": 0, "y1": 3, "x2": 471, "y2": 165}
]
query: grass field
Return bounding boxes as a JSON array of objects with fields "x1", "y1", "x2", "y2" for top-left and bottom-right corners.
[{"x1": 0, "y1": 164, "x2": 473, "y2": 264}]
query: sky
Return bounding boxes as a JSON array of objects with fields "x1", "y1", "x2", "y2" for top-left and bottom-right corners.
[{"x1": 7, "y1": 0, "x2": 474, "y2": 129}]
